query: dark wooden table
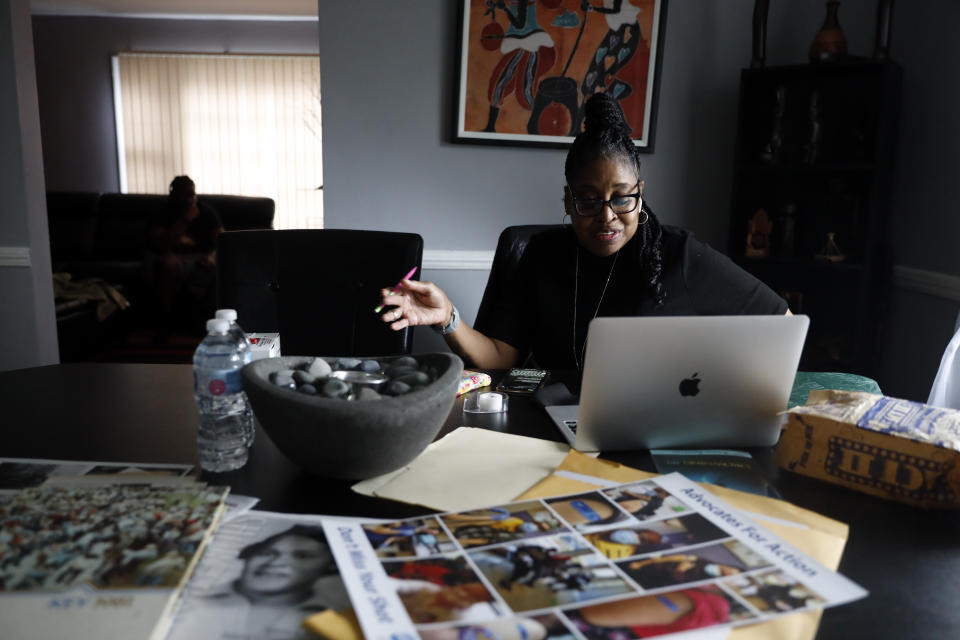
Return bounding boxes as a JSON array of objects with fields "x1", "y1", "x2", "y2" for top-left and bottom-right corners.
[{"x1": 2, "y1": 363, "x2": 959, "y2": 639}]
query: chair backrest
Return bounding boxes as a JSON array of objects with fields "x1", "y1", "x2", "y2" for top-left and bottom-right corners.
[
  {"x1": 474, "y1": 224, "x2": 559, "y2": 335},
  {"x1": 217, "y1": 229, "x2": 423, "y2": 357},
  {"x1": 200, "y1": 195, "x2": 275, "y2": 231}
]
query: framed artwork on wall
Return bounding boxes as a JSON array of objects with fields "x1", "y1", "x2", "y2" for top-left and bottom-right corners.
[{"x1": 455, "y1": 0, "x2": 668, "y2": 150}]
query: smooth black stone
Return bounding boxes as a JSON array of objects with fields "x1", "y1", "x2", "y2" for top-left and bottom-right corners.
[
  {"x1": 384, "y1": 380, "x2": 411, "y2": 396},
  {"x1": 321, "y1": 378, "x2": 351, "y2": 398}
]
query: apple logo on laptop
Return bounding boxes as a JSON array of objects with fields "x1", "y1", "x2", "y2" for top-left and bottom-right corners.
[{"x1": 679, "y1": 373, "x2": 700, "y2": 397}]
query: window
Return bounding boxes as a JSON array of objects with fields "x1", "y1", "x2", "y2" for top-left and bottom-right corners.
[{"x1": 112, "y1": 52, "x2": 322, "y2": 229}]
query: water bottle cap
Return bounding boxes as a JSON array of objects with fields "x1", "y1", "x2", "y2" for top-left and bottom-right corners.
[
  {"x1": 206, "y1": 318, "x2": 230, "y2": 334},
  {"x1": 215, "y1": 308, "x2": 238, "y2": 322}
]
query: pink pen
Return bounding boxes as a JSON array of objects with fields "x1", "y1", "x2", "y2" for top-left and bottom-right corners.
[{"x1": 374, "y1": 266, "x2": 418, "y2": 313}]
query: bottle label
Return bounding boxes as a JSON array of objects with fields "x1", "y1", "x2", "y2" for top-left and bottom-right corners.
[{"x1": 195, "y1": 368, "x2": 244, "y2": 396}]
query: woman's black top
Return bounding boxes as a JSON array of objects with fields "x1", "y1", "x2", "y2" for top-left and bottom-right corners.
[{"x1": 482, "y1": 225, "x2": 788, "y2": 370}]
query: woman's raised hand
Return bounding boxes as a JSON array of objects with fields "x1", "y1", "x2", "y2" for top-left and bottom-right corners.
[{"x1": 379, "y1": 279, "x2": 452, "y2": 331}]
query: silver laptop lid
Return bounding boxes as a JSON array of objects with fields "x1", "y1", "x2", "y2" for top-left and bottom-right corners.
[{"x1": 574, "y1": 315, "x2": 809, "y2": 451}]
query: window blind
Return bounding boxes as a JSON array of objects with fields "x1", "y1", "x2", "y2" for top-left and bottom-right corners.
[{"x1": 113, "y1": 52, "x2": 322, "y2": 229}]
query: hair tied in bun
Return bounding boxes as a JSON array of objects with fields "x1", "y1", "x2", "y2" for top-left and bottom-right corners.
[{"x1": 583, "y1": 92, "x2": 633, "y2": 138}]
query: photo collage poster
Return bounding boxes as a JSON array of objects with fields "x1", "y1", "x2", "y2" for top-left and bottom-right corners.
[{"x1": 325, "y1": 473, "x2": 867, "y2": 640}]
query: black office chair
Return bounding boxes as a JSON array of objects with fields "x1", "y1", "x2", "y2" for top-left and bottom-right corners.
[
  {"x1": 474, "y1": 224, "x2": 558, "y2": 336},
  {"x1": 216, "y1": 229, "x2": 423, "y2": 356}
]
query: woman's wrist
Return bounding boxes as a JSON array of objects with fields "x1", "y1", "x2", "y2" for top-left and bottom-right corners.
[{"x1": 432, "y1": 303, "x2": 460, "y2": 335}]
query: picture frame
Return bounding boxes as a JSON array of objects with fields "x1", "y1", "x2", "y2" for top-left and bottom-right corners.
[{"x1": 454, "y1": 0, "x2": 668, "y2": 150}]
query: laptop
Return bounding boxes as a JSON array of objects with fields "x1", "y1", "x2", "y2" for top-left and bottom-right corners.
[{"x1": 544, "y1": 315, "x2": 810, "y2": 451}]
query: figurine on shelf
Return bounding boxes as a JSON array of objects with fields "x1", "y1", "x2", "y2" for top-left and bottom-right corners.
[
  {"x1": 760, "y1": 85, "x2": 786, "y2": 164},
  {"x1": 777, "y1": 203, "x2": 797, "y2": 258},
  {"x1": 815, "y1": 231, "x2": 846, "y2": 262},
  {"x1": 803, "y1": 89, "x2": 822, "y2": 165},
  {"x1": 745, "y1": 208, "x2": 772, "y2": 258}
]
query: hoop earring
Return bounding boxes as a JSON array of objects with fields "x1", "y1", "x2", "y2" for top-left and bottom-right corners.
[
  {"x1": 561, "y1": 192, "x2": 575, "y2": 228},
  {"x1": 638, "y1": 209, "x2": 650, "y2": 225}
]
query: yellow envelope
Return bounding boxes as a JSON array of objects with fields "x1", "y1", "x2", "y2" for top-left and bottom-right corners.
[
  {"x1": 517, "y1": 451, "x2": 850, "y2": 640},
  {"x1": 302, "y1": 609, "x2": 363, "y2": 640}
]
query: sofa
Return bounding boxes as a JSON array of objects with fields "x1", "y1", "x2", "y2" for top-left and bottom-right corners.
[{"x1": 47, "y1": 191, "x2": 275, "y2": 360}]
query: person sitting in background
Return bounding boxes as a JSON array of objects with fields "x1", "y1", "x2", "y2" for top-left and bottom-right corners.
[{"x1": 144, "y1": 175, "x2": 222, "y2": 336}]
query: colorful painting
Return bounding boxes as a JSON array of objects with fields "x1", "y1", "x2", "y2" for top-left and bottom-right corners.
[{"x1": 456, "y1": 0, "x2": 667, "y2": 149}]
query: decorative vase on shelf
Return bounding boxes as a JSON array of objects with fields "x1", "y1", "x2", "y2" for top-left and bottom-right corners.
[{"x1": 809, "y1": 1, "x2": 848, "y2": 63}]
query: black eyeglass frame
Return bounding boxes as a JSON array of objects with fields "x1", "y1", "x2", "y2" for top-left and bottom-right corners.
[{"x1": 566, "y1": 182, "x2": 643, "y2": 218}]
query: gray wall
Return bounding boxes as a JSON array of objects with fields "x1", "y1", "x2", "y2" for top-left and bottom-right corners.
[
  {"x1": 0, "y1": 0, "x2": 57, "y2": 372},
  {"x1": 18, "y1": 1, "x2": 960, "y2": 400},
  {"x1": 877, "y1": 0, "x2": 960, "y2": 400},
  {"x1": 33, "y1": 16, "x2": 320, "y2": 192},
  {"x1": 316, "y1": 0, "x2": 874, "y2": 252}
]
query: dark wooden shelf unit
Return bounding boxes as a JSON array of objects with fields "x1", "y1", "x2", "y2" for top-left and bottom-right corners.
[{"x1": 727, "y1": 60, "x2": 902, "y2": 376}]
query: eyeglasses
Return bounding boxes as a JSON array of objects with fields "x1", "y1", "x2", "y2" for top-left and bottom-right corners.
[{"x1": 567, "y1": 183, "x2": 642, "y2": 217}]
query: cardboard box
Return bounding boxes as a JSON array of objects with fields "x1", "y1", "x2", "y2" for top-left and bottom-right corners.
[
  {"x1": 775, "y1": 390, "x2": 960, "y2": 508},
  {"x1": 246, "y1": 332, "x2": 280, "y2": 360}
]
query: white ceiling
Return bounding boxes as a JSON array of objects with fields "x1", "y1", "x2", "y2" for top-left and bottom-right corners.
[{"x1": 31, "y1": 0, "x2": 318, "y2": 19}]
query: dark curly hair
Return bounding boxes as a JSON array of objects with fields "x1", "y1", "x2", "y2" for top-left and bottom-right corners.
[
  {"x1": 564, "y1": 93, "x2": 665, "y2": 306},
  {"x1": 169, "y1": 175, "x2": 194, "y2": 193}
]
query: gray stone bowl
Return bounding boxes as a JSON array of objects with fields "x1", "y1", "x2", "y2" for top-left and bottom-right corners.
[{"x1": 242, "y1": 352, "x2": 463, "y2": 479}]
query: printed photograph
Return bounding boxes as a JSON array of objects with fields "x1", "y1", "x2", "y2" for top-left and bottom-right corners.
[
  {"x1": 382, "y1": 555, "x2": 502, "y2": 624},
  {"x1": 584, "y1": 513, "x2": 730, "y2": 560},
  {"x1": 167, "y1": 518, "x2": 350, "y2": 640},
  {"x1": 650, "y1": 450, "x2": 781, "y2": 498},
  {"x1": 0, "y1": 484, "x2": 224, "y2": 592},
  {"x1": 602, "y1": 481, "x2": 689, "y2": 521},
  {"x1": 617, "y1": 539, "x2": 771, "y2": 590},
  {"x1": 469, "y1": 533, "x2": 635, "y2": 612},
  {"x1": 562, "y1": 585, "x2": 755, "y2": 639},
  {"x1": 418, "y1": 612, "x2": 577, "y2": 640},
  {"x1": 545, "y1": 492, "x2": 631, "y2": 532},
  {"x1": 724, "y1": 570, "x2": 826, "y2": 613},
  {"x1": 441, "y1": 500, "x2": 565, "y2": 549},
  {"x1": 0, "y1": 461, "x2": 61, "y2": 490},
  {"x1": 362, "y1": 517, "x2": 458, "y2": 558},
  {"x1": 87, "y1": 464, "x2": 193, "y2": 477},
  {"x1": 0, "y1": 458, "x2": 194, "y2": 492}
]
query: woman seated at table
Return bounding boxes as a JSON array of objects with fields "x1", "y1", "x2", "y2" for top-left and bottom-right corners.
[{"x1": 379, "y1": 93, "x2": 789, "y2": 371}]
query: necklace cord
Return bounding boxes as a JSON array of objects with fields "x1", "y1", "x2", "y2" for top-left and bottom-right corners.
[{"x1": 573, "y1": 246, "x2": 619, "y2": 374}]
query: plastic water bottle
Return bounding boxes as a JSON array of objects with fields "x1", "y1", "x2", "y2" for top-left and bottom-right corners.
[
  {"x1": 215, "y1": 308, "x2": 252, "y2": 360},
  {"x1": 193, "y1": 318, "x2": 250, "y2": 472},
  {"x1": 215, "y1": 308, "x2": 255, "y2": 447}
]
